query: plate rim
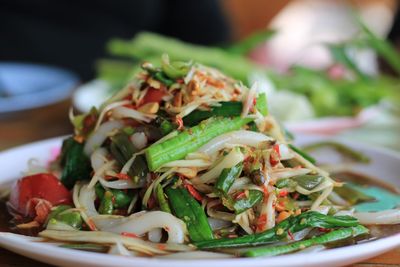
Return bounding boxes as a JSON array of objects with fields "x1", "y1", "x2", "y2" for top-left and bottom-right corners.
[{"x1": 0, "y1": 136, "x2": 399, "y2": 267}]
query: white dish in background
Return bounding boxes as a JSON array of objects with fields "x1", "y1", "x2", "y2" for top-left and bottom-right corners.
[
  {"x1": 0, "y1": 62, "x2": 79, "y2": 113},
  {"x1": 0, "y1": 135, "x2": 399, "y2": 267},
  {"x1": 72, "y1": 79, "x2": 111, "y2": 112}
]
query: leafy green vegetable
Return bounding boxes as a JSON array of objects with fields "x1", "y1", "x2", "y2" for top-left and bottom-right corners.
[
  {"x1": 165, "y1": 186, "x2": 214, "y2": 242},
  {"x1": 233, "y1": 190, "x2": 264, "y2": 214},
  {"x1": 60, "y1": 137, "x2": 92, "y2": 189}
]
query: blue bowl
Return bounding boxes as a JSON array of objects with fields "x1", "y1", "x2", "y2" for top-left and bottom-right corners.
[{"x1": 0, "y1": 62, "x2": 79, "y2": 113}]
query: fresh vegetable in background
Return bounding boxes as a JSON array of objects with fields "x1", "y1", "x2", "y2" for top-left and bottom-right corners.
[{"x1": 97, "y1": 21, "x2": 400, "y2": 119}]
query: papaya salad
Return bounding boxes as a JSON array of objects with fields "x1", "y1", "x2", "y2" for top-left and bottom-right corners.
[{"x1": 5, "y1": 55, "x2": 400, "y2": 258}]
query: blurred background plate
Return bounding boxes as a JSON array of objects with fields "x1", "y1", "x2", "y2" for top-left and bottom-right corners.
[{"x1": 0, "y1": 62, "x2": 79, "y2": 114}]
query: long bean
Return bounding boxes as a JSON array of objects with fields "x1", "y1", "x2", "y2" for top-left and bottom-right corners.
[
  {"x1": 183, "y1": 102, "x2": 243, "y2": 126},
  {"x1": 194, "y1": 211, "x2": 359, "y2": 249},
  {"x1": 146, "y1": 116, "x2": 253, "y2": 171},
  {"x1": 244, "y1": 225, "x2": 368, "y2": 257}
]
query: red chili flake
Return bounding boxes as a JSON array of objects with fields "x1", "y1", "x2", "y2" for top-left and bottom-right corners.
[
  {"x1": 104, "y1": 175, "x2": 115, "y2": 181},
  {"x1": 278, "y1": 189, "x2": 288, "y2": 197},
  {"x1": 121, "y1": 232, "x2": 138, "y2": 238},
  {"x1": 292, "y1": 192, "x2": 300, "y2": 200},
  {"x1": 176, "y1": 78, "x2": 184, "y2": 84},
  {"x1": 115, "y1": 173, "x2": 130, "y2": 180},
  {"x1": 287, "y1": 230, "x2": 294, "y2": 240},
  {"x1": 262, "y1": 185, "x2": 269, "y2": 199},
  {"x1": 269, "y1": 144, "x2": 281, "y2": 166},
  {"x1": 256, "y1": 214, "x2": 267, "y2": 232},
  {"x1": 318, "y1": 228, "x2": 332, "y2": 233},
  {"x1": 234, "y1": 191, "x2": 246, "y2": 200},
  {"x1": 87, "y1": 219, "x2": 97, "y2": 231},
  {"x1": 157, "y1": 244, "x2": 166, "y2": 250},
  {"x1": 175, "y1": 116, "x2": 184, "y2": 130},
  {"x1": 185, "y1": 184, "x2": 203, "y2": 201},
  {"x1": 252, "y1": 97, "x2": 257, "y2": 106}
]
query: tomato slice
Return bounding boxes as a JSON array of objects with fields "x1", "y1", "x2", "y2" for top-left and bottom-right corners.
[
  {"x1": 9, "y1": 173, "x2": 72, "y2": 217},
  {"x1": 141, "y1": 88, "x2": 165, "y2": 105}
]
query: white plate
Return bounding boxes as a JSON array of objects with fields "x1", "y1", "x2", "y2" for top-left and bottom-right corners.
[
  {"x1": 0, "y1": 62, "x2": 79, "y2": 113},
  {"x1": 0, "y1": 136, "x2": 399, "y2": 267}
]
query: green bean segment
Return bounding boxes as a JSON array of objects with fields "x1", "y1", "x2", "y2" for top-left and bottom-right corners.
[
  {"x1": 165, "y1": 186, "x2": 214, "y2": 242},
  {"x1": 244, "y1": 225, "x2": 368, "y2": 257},
  {"x1": 146, "y1": 116, "x2": 253, "y2": 171}
]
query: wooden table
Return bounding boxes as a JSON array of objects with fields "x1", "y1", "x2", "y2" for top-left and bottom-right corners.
[{"x1": 0, "y1": 100, "x2": 399, "y2": 266}]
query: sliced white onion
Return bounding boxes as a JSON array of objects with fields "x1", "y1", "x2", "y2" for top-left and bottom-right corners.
[
  {"x1": 73, "y1": 182, "x2": 98, "y2": 230},
  {"x1": 39, "y1": 229, "x2": 192, "y2": 255},
  {"x1": 88, "y1": 160, "x2": 116, "y2": 189},
  {"x1": 241, "y1": 82, "x2": 258, "y2": 117},
  {"x1": 161, "y1": 159, "x2": 211, "y2": 168},
  {"x1": 198, "y1": 130, "x2": 274, "y2": 155},
  {"x1": 120, "y1": 151, "x2": 145, "y2": 175},
  {"x1": 131, "y1": 132, "x2": 148, "y2": 150},
  {"x1": 258, "y1": 192, "x2": 276, "y2": 231},
  {"x1": 328, "y1": 191, "x2": 350, "y2": 206},
  {"x1": 109, "y1": 241, "x2": 134, "y2": 256},
  {"x1": 148, "y1": 228, "x2": 163, "y2": 243},
  {"x1": 95, "y1": 211, "x2": 187, "y2": 243},
  {"x1": 296, "y1": 180, "x2": 333, "y2": 195},
  {"x1": 234, "y1": 211, "x2": 253, "y2": 234},
  {"x1": 78, "y1": 183, "x2": 99, "y2": 218},
  {"x1": 112, "y1": 106, "x2": 156, "y2": 123},
  {"x1": 228, "y1": 177, "x2": 252, "y2": 193},
  {"x1": 94, "y1": 100, "x2": 130, "y2": 132},
  {"x1": 354, "y1": 209, "x2": 400, "y2": 225},
  {"x1": 312, "y1": 205, "x2": 330, "y2": 215},
  {"x1": 335, "y1": 209, "x2": 355, "y2": 217},
  {"x1": 46, "y1": 221, "x2": 77, "y2": 231},
  {"x1": 292, "y1": 228, "x2": 312, "y2": 241},
  {"x1": 186, "y1": 152, "x2": 211, "y2": 161},
  {"x1": 196, "y1": 148, "x2": 244, "y2": 184},
  {"x1": 90, "y1": 148, "x2": 109, "y2": 171},
  {"x1": 99, "y1": 176, "x2": 145, "y2": 190},
  {"x1": 84, "y1": 120, "x2": 124, "y2": 156},
  {"x1": 279, "y1": 144, "x2": 294, "y2": 160},
  {"x1": 207, "y1": 218, "x2": 232, "y2": 230},
  {"x1": 270, "y1": 168, "x2": 311, "y2": 180},
  {"x1": 207, "y1": 200, "x2": 236, "y2": 221},
  {"x1": 311, "y1": 186, "x2": 333, "y2": 211}
]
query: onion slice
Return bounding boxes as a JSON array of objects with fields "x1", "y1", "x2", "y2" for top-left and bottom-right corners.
[
  {"x1": 198, "y1": 130, "x2": 274, "y2": 155},
  {"x1": 84, "y1": 120, "x2": 124, "y2": 156}
]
